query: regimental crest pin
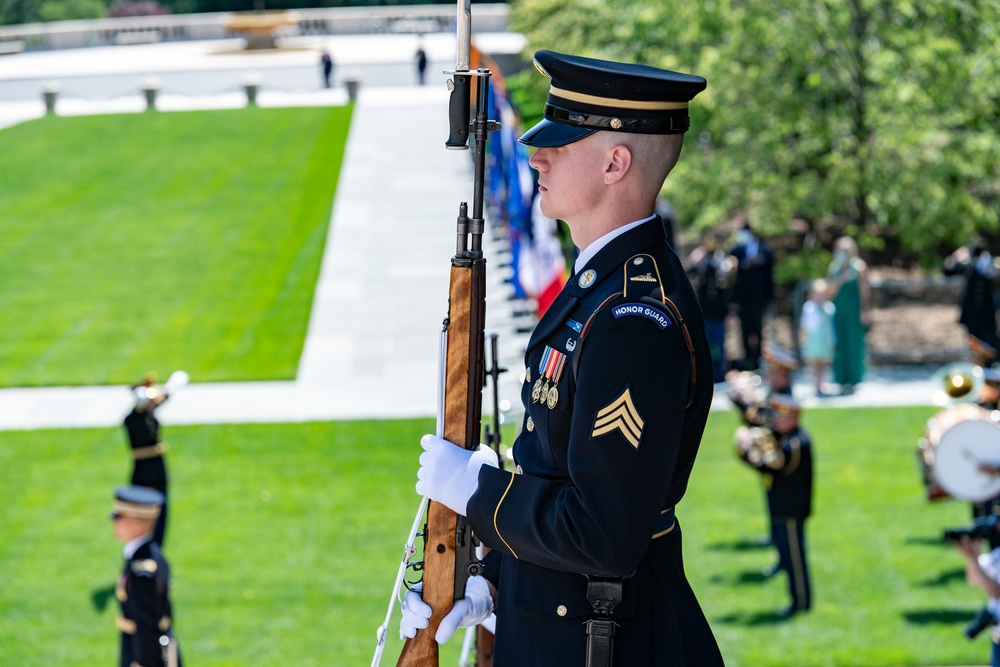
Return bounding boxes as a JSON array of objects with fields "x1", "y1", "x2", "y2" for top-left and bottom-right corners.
[{"x1": 578, "y1": 269, "x2": 597, "y2": 288}]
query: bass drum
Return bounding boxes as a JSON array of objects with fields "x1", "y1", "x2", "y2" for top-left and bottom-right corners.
[{"x1": 922, "y1": 404, "x2": 1000, "y2": 502}]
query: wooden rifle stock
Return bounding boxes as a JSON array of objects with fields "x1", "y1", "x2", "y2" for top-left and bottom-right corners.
[
  {"x1": 397, "y1": 259, "x2": 486, "y2": 667},
  {"x1": 396, "y1": 1, "x2": 495, "y2": 661}
]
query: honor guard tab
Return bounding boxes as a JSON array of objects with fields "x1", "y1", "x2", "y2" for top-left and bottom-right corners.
[{"x1": 519, "y1": 50, "x2": 707, "y2": 148}]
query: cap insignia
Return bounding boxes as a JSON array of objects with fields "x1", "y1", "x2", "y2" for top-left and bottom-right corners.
[{"x1": 610, "y1": 118, "x2": 622, "y2": 129}]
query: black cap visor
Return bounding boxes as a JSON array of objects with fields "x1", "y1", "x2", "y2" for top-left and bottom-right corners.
[{"x1": 518, "y1": 118, "x2": 597, "y2": 148}]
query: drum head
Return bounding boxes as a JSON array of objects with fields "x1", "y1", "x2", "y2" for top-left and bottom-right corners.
[{"x1": 935, "y1": 418, "x2": 1000, "y2": 502}]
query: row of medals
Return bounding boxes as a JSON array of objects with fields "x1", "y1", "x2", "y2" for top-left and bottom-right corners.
[{"x1": 529, "y1": 368, "x2": 560, "y2": 410}]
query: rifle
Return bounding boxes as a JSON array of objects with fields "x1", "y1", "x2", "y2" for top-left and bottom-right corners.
[
  {"x1": 390, "y1": 2, "x2": 499, "y2": 665},
  {"x1": 458, "y1": 333, "x2": 507, "y2": 667}
]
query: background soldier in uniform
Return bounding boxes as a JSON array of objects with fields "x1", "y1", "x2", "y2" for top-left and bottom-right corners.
[
  {"x1": 403, "y1": 50, "x2": 724, "y2": 665},
  {"x1": 111, "y1": 485, "x2": 181, "y2": 667},
  {"x1": 727, "y1": 343, "x2": 797, "y2": 427},
  {"x1": 124, "y1": 371, "x2": 187, "y2": 546},
  {"x1": 734, "y1": 394, "x2": 813, "y2": 617}
]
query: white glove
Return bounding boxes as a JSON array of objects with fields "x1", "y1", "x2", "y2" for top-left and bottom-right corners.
[
  {"x1": 416, "y1": 434, "x2": 498, "y2": 515},
  {"x1": 399, "y1": 577, "x2": 495, "y2": 644},
  {"x1": 164, "y1": 370, "x2": 189, "y2": 394},
  {"x1": 399, "y1": 585, "x2": 432, "y2": 641}
]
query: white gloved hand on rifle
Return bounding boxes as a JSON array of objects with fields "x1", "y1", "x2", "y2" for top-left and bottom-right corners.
[
  {"x1": 399, "y1": 576, "x2": 495, "y2": 643},
  {"x1": 416, "y1": 434, "x2": 498, "y2": 516}
]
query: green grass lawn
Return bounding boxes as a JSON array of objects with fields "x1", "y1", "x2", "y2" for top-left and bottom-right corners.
[
  {"x1": 0, "y1": 107, "x2": 351, "y2": 388},
  {"x1": 0, "y1": 407, "x2": 993, "y2": 666}
]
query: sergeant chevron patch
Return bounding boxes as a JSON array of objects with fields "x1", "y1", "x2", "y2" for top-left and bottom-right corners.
[{"x1": 592, "y1": 388, "x2": 644, "y2": 449}]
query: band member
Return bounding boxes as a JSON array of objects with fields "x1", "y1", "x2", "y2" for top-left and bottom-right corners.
[
  {"x1": 969, "y1": 335, "x2": 999, "y2": 370},
  {"x1": 111, "y1": 485, "x2": 181, "y2": 667},
  {"x1": 124, "y1": 371, "x2": 186, "y2": 547},
  {"x1": 403, "y1": 50, "x2": 723, "y2": 664},
  {"x1": 972, "y1": 360, "x2": 1000, "y2": 534},
  {"x1": 727, "y1": 343, "x2": 797, "y2": 427},
  {"x1": 734, "y1": 394, "x2": 813, "y2": 617},
  {"x1": 952, "y1": 533, "x2": 1000, "y2": 667}
]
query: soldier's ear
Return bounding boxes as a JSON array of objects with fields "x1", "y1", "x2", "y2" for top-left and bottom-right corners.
[{"x1": 603, "y1": 144, "x2": 632, "y2": 185}]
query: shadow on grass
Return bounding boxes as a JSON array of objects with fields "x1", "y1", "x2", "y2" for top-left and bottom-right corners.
[
  {"x1": 903, "y1": 608, "x2": 976, "y2": 625},
  {"x1": 708, "y1": 567, "x2": 779, "y2": 585},
  {"x1": 904, "y1": 534, "x2": 953, "y2": 548},
  {"x1": 713, "y1": 609, "x2": 802, "y2": 626},
  {"x1": 920, "y1": 567, "x2": 966, "y2": 587},
  {"x1": 706, "y1": 537, "x2": 773, "y2": 552}
]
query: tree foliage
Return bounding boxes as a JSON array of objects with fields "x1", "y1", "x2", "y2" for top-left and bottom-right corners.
[
  {"x1": 509, "y1": 0, "x2": 1000, "y2": 265},
  {"x1": 0, "y1": 0, "x2": 453, "y2": 25}
]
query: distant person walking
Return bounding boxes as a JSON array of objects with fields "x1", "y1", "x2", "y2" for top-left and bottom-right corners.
[
  {"x1": 415, "y1": 43, "x2": 428, "y2": 85},
  {"x1": 320, "y1": 49, "x2": 334, "y2": 88},
  {"x1": 826, "y1": 236, "x2": 870, "y2": 394}
]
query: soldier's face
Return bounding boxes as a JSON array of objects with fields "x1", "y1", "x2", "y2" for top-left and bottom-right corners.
[
  {"x1": 113, "y1": 516, "x2": 152, "y2": 542},
  {"x1": 528, "y1": 133, "x2": 608, "y2": 227}
]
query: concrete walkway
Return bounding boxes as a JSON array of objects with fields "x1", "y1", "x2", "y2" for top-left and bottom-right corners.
[{"x1": 0, "y1": 36, "x2": 940, "y2": 431}]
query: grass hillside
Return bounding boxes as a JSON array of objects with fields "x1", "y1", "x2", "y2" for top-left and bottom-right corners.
[
  {"x1": 0, "y1": 407, "x2": 992, "y2": 666},
  {"x1": 0, "y1": 107, "x2": 351, "y2": 388}
]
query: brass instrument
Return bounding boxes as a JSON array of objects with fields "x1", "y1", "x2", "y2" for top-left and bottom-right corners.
[
  {"x1": 931, "y1": 362, "x2": 985, "y2": 407},
  {"x1": 725, "y1": 370, "x2": 773, "y2": 426},
  {"x1": 734, "y1": 425, "x2": 785, "y2": 470},
  {"x1": 716, "y1": 254, "x2": 738, "y2": 290}
]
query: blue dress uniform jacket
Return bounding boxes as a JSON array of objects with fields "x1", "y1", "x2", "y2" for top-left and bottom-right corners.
[
  {"x1": 467, "y1": 218, "x2": 723, "y2": 666},
  {"x1": 117, "y1": 539, "x2": 180, "y2": 667}
]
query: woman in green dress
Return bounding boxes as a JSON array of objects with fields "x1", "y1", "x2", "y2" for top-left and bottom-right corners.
[{"x1": 827, "y1": 236, "x2": 870, "y2": 393}]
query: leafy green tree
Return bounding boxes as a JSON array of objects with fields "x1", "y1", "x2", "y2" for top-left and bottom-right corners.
[
  {"x1": 39, "y1": 0, "x2": 107, "y2": 20},
  {"x1": 0, "y1": 0, "x2": 44, "y2": 24},
  {"x1": 509, "y1": 0, "x2": 1000, "y2": 266}
]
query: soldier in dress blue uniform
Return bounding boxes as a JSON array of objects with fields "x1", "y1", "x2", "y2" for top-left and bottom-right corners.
[
  {"x1": 403, "y1": 50, "x2": 724, "y2": 666},
  {"x1": 727, "y1": 343, "x2": 797, "y2": 427},
  {"x1": 124, "y1": 371, "x2": 187, "y2": 547},
  {"x1": 110, "y1": 485, "x2": 181, "y2": 667},
  {"x1": 734, "y1": 394, "x2": 813, "y2": 618}
]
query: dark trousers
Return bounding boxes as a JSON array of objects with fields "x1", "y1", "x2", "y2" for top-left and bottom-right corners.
[
  {"x1": 705, "y1": 318, "x2": 726, "y2": 382},
  {"x1": 992, "y1": 635, "x2": 1000, "y2": 667},
  {"x1": 772, "y1": 515, "x2": 811, "y2": 611},
  {"x1": 738, "y1": 307, "x2": 764, "y2": 366}
]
